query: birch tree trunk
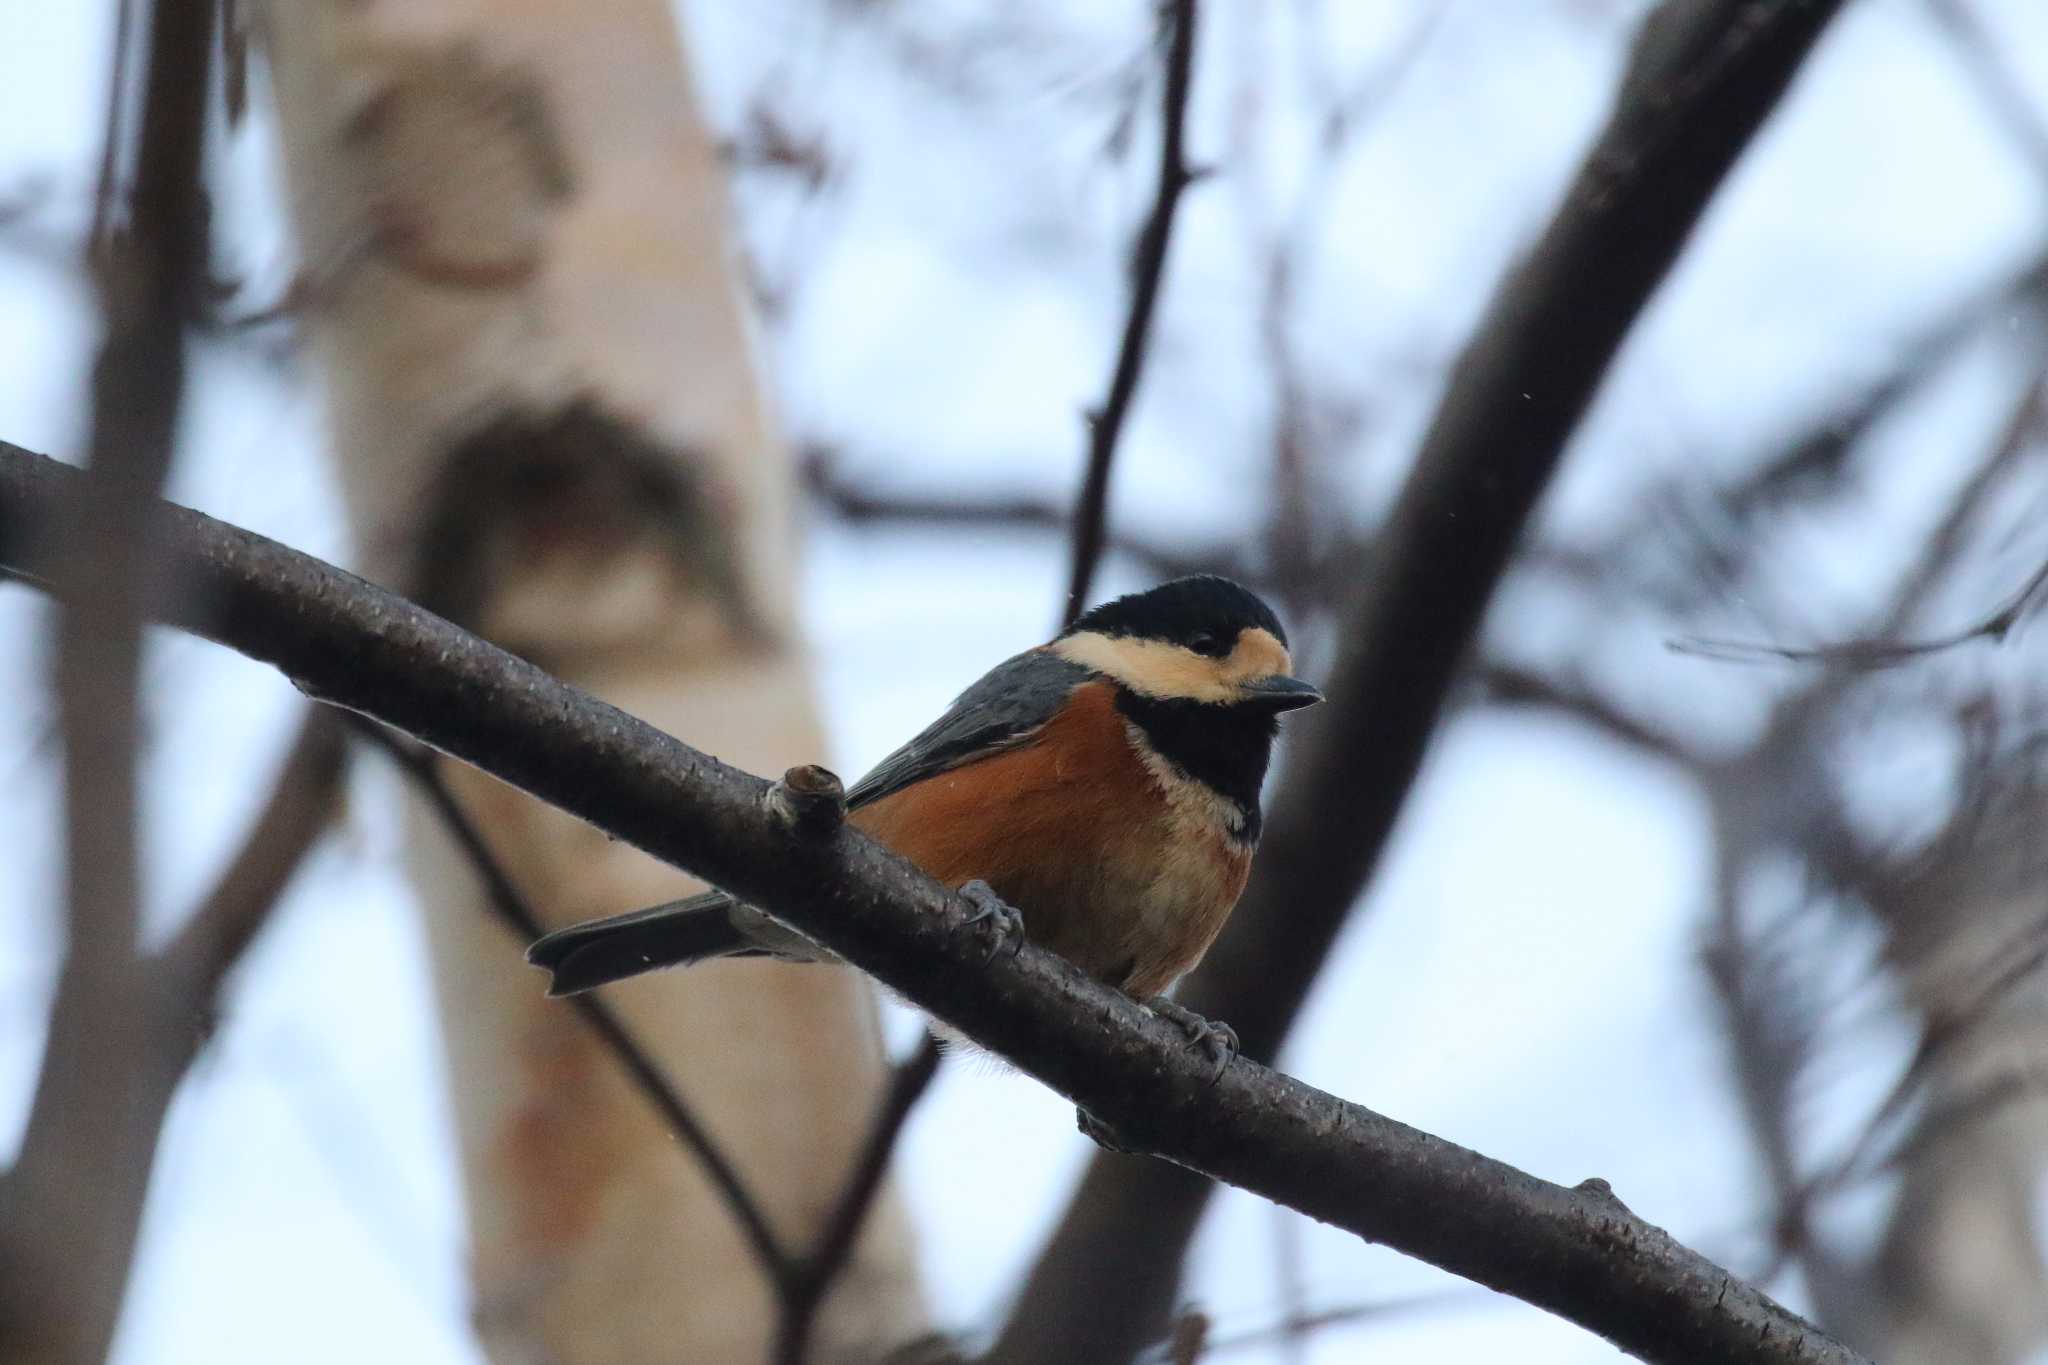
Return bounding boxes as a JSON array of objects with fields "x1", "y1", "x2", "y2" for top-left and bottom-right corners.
[
  {"x1": 257, "y1": 3, "x2": 926, "y2": 1359},
  {"x1": 1866, "y1": 793, "x2": 2048, "y2": 1364}
]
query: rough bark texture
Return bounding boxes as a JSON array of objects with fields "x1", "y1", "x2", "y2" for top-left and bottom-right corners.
[
  {"x1": 0, "y1": 439, "x2": 1871, "y2": 1365},
  {"x1": 254, "y1": 2, "x2": 924, "y2": 1359}
]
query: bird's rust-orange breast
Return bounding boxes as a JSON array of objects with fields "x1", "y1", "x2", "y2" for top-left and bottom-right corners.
[{"x1": 852, "y1": 679, "x2": 1250, "y2": 995}]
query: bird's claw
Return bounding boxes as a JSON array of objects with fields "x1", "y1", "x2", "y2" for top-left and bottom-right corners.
[
  {"x1": 959, "y1": 879, "x2": 1025, "y2": 964},
  {"x1": 1148, "y1": 995, "x2": 1238, "y2": 1085}
]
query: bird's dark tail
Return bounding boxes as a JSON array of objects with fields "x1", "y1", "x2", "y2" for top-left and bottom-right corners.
[{"x1": 526, "y1": 891, "x2": 758, "y2": 996}]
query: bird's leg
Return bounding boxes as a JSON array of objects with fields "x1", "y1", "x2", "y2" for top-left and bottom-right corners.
[
  {"x1": 1075, "y1": 998, "x2": 1239, "y2": 1146},
  {"x1": 1147, "y1": 995, "x2": 1238, "y2": 1085},
  {"x1": 958, "y1": 879, "x2": 1025, "y2": 964}
]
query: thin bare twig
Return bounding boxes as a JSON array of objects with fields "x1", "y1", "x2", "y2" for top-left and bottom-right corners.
[
  {"x1": 1243, "y1": 0, "x2": 1445, "y2": 619},
  {"x1": 1688, "y1": 365, "x2": 2048, "y2": 1331},
  {"x1": 344, "y1": 718, "x2": 796, "y2": 1287},
  {"x1": 1700, "y1": 827, "x2": 1824, "y2": 1287},
  {"x1": 1671, "y1": 556, "x2": 2048, "y2": 667},
  {"x1": 1669, "y1": 375, "x2": 2047, "y2": 667},
  {"x1": 802, "y1": 447, "x2": 1260, "y2": 586},
  {"x1": 1063, "y1": 0, "x2": 1201, "y2": 625},
  {"x1": 160, "y1": 710, "x2": 347, "y2": 996},
  {"x1": 1793, "y1": 762, "x2": 2048, "y2": 1205},
  {"x1": 1519, "y1": 249, "x2": 2048, "y2": 638},
  {"x1": 1824, "y1": 1067, "x2": 2048, "y2": 1197},
  {"x1": 1803, "y1": 966, "x2": 2048, "y2": 1207},
  {"x1": 1178, "y1": 1286, "x2": 1473, "y2": 1359},
  {"x1": 776, "y1": 1033, "x2": 944, "y2": 1365}
]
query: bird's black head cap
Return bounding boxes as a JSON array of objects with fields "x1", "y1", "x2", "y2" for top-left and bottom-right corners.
[{"x1": 1066, "y1": 574, "x2": 1287, "y2": 656}]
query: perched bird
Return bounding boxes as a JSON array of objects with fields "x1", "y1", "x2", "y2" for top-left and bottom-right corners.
[{"x1": 526, "y1": 575, "x2": 1321, "y2": 1038}]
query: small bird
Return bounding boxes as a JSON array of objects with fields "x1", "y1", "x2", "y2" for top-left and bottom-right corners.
[{"x1": 527, "y1": 575, "x2": 1321, "y2": 1044}]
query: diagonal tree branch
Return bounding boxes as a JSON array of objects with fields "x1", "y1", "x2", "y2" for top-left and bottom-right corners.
[
  {"x1": 990, "y1": 2, "x2": 1850, "y2": 1357},
  {"x1": 1063, "y1": 0, "x2": 1202, "y2": 626},
  {"x1": 0, "y1": 439, "x2": 1867, "y2": 1365},
  {"x1": 158, "y1": 710, "x2": 348, "y2": 1000}
]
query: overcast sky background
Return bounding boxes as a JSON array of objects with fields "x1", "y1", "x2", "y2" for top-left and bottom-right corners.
[{"x1": 5, "y1": 1, "x2": 2048, "y2": 1361}]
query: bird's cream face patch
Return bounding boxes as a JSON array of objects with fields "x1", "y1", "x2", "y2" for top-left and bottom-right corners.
[{"x1": 1052, "y1": 626, "x2": 1295, "y2": 704}]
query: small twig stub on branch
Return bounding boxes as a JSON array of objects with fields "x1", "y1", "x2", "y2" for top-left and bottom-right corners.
[{"x1": 767, "y1": 763, "x2": 847, "y2": 834}]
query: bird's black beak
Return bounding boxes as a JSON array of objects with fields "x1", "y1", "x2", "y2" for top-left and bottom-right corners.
[{"x1": 1240, "y1": 674, "x2": 1324, "y2": 713}]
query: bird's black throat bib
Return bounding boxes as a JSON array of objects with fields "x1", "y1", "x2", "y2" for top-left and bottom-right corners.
[{"x1": 1113, "y1": 688, "x2": 1277, "y2": 842}]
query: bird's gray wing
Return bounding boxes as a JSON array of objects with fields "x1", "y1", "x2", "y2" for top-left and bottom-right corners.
[
  {"x1": 845, "y1": 647, "x2": 1093, "y2": 810},
  {"x1": 523, "y1": 650, "x2": 1089, "y2": 993}
]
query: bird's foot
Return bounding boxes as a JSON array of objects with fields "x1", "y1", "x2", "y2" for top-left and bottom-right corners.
[
  {"x1": 1075, "y1": 1107, "x2": 1132, "y2": 1152},
  {"x1": 959, "y1": 879, "x2": 1025, "y2": 964},
  {"x1": 1147, "y1": 996, "x2": 1238, "y2": 1085}
]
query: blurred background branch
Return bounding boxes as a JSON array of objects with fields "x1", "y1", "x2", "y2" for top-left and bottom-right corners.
[
  {"x1": 0, "y1": 1, "x2": 233, "y2": 1358},
  {"x1": 1063, "y1": 0, "x2": 1201, "y2": 626}
]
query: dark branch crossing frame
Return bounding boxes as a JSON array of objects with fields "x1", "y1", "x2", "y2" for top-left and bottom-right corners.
[{"x1": 0, "y1": 439, "x2": 1866, "y2": 1365}]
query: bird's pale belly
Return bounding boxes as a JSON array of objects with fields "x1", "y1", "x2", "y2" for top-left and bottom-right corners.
[{"x1": 851, "y1": 681, "x2": 1252, "y2": 997}]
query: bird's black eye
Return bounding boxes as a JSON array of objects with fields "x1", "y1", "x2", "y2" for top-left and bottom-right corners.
[{"x1": 1186, "y1": 631, "x2": 1230, "y2": 658}]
